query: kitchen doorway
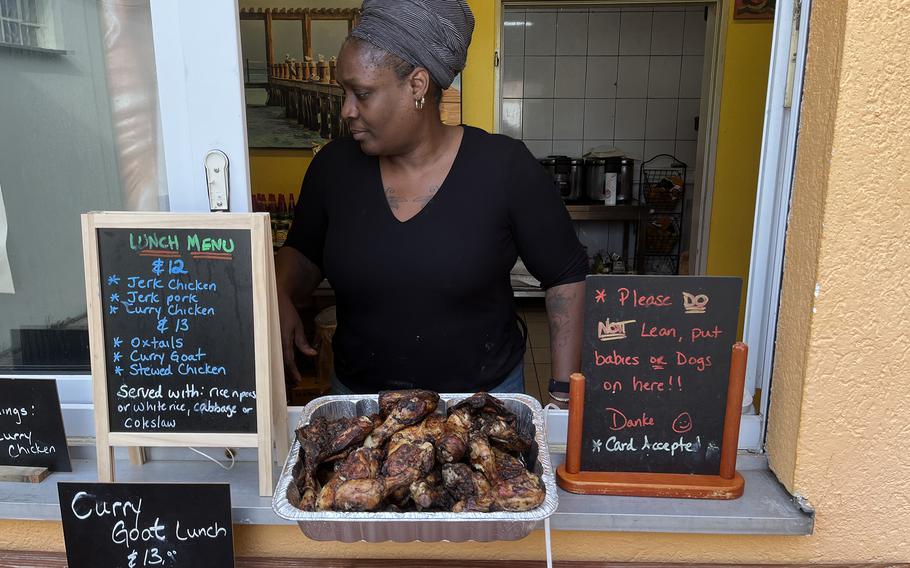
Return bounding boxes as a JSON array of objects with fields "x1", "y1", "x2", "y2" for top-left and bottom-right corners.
[{"x1": 496, "y1": 1, "x2": 727, "y2": 278}]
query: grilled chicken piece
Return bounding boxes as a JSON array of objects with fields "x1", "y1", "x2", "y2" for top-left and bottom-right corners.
[
  {"x1": 477, "y1": 411, "x2": 531, "y2": 453},
  {"x1": 365, "y1": 390, "x2": 439, "y2": 448},
  {"x1": 333, "y1": 478, "x2": 385, "y2": 511},
  {"x1": 382, "y1": 440, "x2": 435, "y2": 496},
  {"x1": 489, "y1": 447, "x2": 544, "y2": 511},
  {"x1": 442, "y1": 462, "x2": 494, "y2": 512},
  {"x1": 295, "y1": 418, "x2": 377, "y2": 512},
  {"x1": 295, "y1": 472, "x2": 319, "y2": 511},
  {"x1": 388, "y1": 424, "x2": 428, "y2": 455},
  {"x1": 410, "y1": 477, "x2": 453, "y2": 511},
  {"x1": 436, "y1": 406, "x2": 472, "y2": 463},
  {"x1": 451, "y1": 392, "x2": 530, "y2": 452},
  {"x1": 337, "y1": 447, "x2": 383, "y2": 480},
  {"x1": 452, "y1": 391, "x2": 513, "y2": 416},
  {"x1": 296, "y1": 415, "x2": 376, "y2": 470},
  {"x1": 316, "y1": 448, "x2": 382, "y2": 511},
  {"x1": 468, "y1": 431, "x2": 497, "y2": 480},
  {"x1": 419, "y1": 413, "x2": 447, "y2": 444},
  {"x1": 315, "y1": 472, "x2": 343, "y2": 511},
  {"x1": 492, "y1": 448, "x2": 528, "y2": 481},
  {"x1": 491, "y1": 469, "x2": 544, "y2": 512}
]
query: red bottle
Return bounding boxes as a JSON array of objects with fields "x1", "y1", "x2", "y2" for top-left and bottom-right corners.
[{"x1": 288, "y1": 193, "x2": 297, "y2": 221}]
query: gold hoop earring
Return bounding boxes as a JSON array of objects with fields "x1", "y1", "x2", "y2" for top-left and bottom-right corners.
[{"x1": 415, "y1": 96, "x2": 425, "y2": 110}]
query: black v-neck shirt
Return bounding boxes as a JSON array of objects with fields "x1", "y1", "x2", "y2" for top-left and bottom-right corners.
[{"x1": 285, "y1": 126, "x2": 588, "y2": 393}]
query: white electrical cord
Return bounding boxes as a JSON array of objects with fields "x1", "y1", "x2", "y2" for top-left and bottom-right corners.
[
  {"x1": 542, "y1": 403, "x2": 560, "y2": 568},
  {"x1": 189, "y1": 446, "x2": 236, "y2": 471}
]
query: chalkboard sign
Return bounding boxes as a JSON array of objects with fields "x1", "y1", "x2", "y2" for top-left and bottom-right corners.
[
  {"x1": 96, "y1": 227, "x2": 256, "y2": 434},
  {"x1": 58, "y1": 482, "x2": 234, "y2": 568},
  {"x1": 0, "y1": 378, "x2": 72, "y2": 472},
  {"x1": 82, "y1": 212, "x2": 288, "y2": 497},
  {"x1": 579, "y1": 275, "x2": 741, "y2": 475}
]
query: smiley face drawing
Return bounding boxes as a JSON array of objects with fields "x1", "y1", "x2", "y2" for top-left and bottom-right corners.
[{"x1": 672, "y1": 411, "x2": 693, "y2": 434}]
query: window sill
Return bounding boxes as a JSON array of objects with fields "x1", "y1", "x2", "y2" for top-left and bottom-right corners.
[
  {"x1": 0, "y1": 453, "x2": 812, "y2": 535},
  {"x1": 0, "y1": 41, "x2": 67, "y2": 55}
]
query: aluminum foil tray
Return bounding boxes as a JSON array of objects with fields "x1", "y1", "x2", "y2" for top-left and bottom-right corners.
[{"x1": 272, "y1": 393, "x2": 558, "y2": 542}]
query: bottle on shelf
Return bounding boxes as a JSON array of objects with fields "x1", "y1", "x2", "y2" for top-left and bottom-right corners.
[
  {"x1": 288, "y1": 193, "x2": 297, "y2": 222},
  {"x1": 266, "y1": 194, "x2": 278, "y2": 246},
  {"x1": 275, "y1": 194, "x2": 290, "y2": 247}
]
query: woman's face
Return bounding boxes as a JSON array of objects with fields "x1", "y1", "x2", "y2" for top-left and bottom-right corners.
[{"x1": 337, "y1": 41, "x2": 421, "y2": 156}]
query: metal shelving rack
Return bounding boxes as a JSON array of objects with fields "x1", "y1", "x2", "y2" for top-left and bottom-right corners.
[{"x1": 636, "y1": 154, "x2": 688, "y2": 275}]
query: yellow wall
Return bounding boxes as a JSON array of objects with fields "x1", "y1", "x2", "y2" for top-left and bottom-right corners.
[
  {"x1": 705, "y1": 3, "x2": 773, "y2": 334},
  {"x1": 249, "y1": 148, "x2": 313, "y2": 199},
  {"x1": 7, "y1": 1, "x2": 910, "y2": 564}
]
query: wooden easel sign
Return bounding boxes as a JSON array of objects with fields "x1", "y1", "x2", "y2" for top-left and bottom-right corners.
[
  {"x1": 81, "y1": 212, "x2": 287, "y2": 496},
  {"x1": 557, "y1": 275, "x2": 747, "y2": 499}
]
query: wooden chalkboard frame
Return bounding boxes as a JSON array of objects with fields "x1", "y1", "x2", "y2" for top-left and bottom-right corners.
[
  {"x1": 556, "y1": 343, "x2": 748, "y2": 499},
  {"x1": 81, "y1": 212, "x2": 288, "y2": 496}
]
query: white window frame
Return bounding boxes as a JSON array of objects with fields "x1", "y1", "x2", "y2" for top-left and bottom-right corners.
[
  {"x1": 0, "y1": 0, "x2": 61, "y2": 51},
  {"x1": 744, "y1": 0, "x2": 811, "y2": 447}
]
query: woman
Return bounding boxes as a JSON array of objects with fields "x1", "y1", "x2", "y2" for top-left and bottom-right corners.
[{"x1": 276, "y1": 0, "x2": 586, "y2": 403}]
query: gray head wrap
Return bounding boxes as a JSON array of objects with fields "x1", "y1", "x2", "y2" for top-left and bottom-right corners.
[{"x1": 350, "y1": 0, "x2": 475, "y2": 89}]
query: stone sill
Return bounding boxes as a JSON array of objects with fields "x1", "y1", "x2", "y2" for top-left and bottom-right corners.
[{"x1": 0, "y1": 452, "x2": 812, "y2": 535}]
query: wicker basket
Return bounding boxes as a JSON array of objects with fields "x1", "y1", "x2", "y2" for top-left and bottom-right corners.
[
  {"x1": 644, "y1": 217, "x2": 680, "y2": 254},
  {"x1": 643, "y1": 175, "x2": 684, "y2": 210}
]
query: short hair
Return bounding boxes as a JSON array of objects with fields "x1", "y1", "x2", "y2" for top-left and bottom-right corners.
[{"x1": 344, "y1": 36, "x2": 442, "y2": 105}]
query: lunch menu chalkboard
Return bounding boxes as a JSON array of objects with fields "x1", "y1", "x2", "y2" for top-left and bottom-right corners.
[
  {"x1": 580, "y1": 275, "x2": 742, "y2": 475},
  {"x1": 97, "y1": 228, "x2": 256, "y2": 434},
  {"x1": 58, "y1": 482, "x2": 234, "y2": 568},
  {"x1": 0, "y1": 378, "x2": 71, "y2": 471}
]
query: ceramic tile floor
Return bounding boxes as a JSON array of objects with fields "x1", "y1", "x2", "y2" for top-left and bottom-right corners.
[{"x1": 518, "y1": 299, "x2": 550, "y2": 403}]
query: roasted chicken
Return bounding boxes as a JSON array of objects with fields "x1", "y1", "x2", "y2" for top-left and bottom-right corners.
[
  {"x1": 292, "y1": 390, "x2": 545, "y2": 513},
  {"x1": 490, "y1": 448, "x2": 545, "y2": 512},
  {"x1": 443, "y1": 463, "x2": 494, "y2": 512},
  {"x1": 365, "y1": 389, "x2": 439, "y2": 448},
  {"x1": 436, "y1": 406, "x2": 471, "y2": 463}
]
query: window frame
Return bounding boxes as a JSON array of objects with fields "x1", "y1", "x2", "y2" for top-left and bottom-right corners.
[{"x1": 0, "y1": 0, "x2": 61, "y2": 51}]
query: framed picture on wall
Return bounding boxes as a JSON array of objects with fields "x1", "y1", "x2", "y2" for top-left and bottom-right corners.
[{"x1": 733, "y1": 0, "x2": 775, "y2": 20}]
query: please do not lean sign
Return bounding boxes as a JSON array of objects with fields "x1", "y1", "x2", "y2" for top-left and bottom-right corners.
[{"x1": 557, "y1": 275, "x2": 748, "y2": 499}]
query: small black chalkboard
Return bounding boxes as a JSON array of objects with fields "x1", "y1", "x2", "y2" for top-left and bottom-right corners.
[
  {"x1": 96, "y1": 228, "x2": 256, "y2": 434},
  {"x1": 579, "y1": 275, "x2": 742, "y2": 475},
  {"x1": 58, "y1": 482, "x2": 235, "y2": 568},
  {"x1": 0, "y1": 378, "x2": 71, "y2": 472}
]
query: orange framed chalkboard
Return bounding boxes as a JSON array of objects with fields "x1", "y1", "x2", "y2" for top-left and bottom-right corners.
[{"x1": 556, "y1": 275, "x2": 746, "y2": 499}]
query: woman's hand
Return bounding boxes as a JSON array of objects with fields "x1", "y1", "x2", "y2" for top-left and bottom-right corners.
[
  {"x1": 275, "y1": 247, "x2": 324, "y2": 387},
  {"x1": 277, "y1": 292, "x2": 317, "y2": 387}
]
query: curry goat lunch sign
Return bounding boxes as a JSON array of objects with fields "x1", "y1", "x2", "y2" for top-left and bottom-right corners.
[
  {"x1": 58, "y1": 482, "x2": 235, "y2": 567},
  {"x1": 580, "y1": 275, "x2": 741, "y2": 475},
  {"x1": 96, "y1": 227, "x2": 256, "y2": 434}
]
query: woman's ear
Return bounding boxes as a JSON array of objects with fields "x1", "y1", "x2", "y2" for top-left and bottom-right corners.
[{"x1": 409, "y1": 67, "x2": 431, "y2": 102}]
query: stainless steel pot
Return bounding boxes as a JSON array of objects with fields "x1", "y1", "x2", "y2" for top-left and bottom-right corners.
[
  {"x1": 584, "y1": 157, "x2": 619, "y2": 204},
  {"x1": 540, "y1": 156, "x2": 583, "y2": 201},
  {"x1": 567, "y1": 158, "x2": 584, "y2": 201}
]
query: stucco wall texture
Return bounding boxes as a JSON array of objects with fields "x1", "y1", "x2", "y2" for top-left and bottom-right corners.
[{"x1": 2, "y1": 1, "x2": 910, "y2": 564}]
